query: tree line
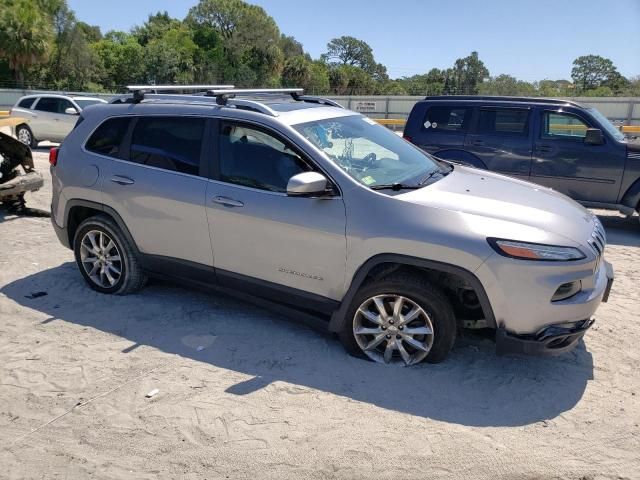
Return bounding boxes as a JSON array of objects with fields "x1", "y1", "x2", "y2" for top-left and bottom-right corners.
[{"x1": 0, "y1": 0, "x2": 638, "y2": 97}]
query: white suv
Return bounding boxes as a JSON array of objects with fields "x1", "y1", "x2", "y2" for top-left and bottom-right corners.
[{"x1": 10, "y1": 94, "x2": 107, "y2": 147}]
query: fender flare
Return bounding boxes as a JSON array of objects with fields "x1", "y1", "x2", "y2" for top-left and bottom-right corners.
[
  {"x1": 620, "y1": 176, "x2": 640, "y2": 211},
  {"x1": 328, "y1": 253, "x2": 496, "y2": 332},
  {"x1": 63, "y1": 199, "x2": 140, "y2": 255}
]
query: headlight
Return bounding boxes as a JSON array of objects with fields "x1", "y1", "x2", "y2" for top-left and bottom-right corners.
[{"x1": 487, "y1": 238, "x2": 586, "y2": 261}]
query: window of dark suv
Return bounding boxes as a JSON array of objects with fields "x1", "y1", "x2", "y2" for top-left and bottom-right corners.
[
  {"x1": 422, "y1": 106, "x2": 471, "y2": 132},
  {"x1": 130, "y1": 117, "x2": 205, "y2": 176},
  {"x1": 86, "y1": 117, "x2": 130, "y2": 158},
  {"x1": 478, "y1": 107, "x2": 530, "y2": 135}
]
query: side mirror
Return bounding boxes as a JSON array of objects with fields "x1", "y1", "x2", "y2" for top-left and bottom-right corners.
[
  {"x1": 584, "y1": 128, "x2": 604, "y2": 145},
  {"x1": 287, "y1": 172, "x2": 329, "y2": 197},
  {"x1": 64, "y1": 107, "x2": 78, "y2": 115}
]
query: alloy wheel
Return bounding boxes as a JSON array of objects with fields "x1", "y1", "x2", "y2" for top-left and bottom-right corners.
[
  {"x1": 353, "y1": 294, "x2": 435, "y2": 366},
  {"x1": 17, "y1": 128, "x2": 31, "y2": 146},
  {"x1": 80, "y1": 230, "x2": 123, "y2": 288}
]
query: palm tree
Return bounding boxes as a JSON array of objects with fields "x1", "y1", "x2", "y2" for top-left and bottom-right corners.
[{"x1": 0, "y1": 0, "x2": 53, "y2": 87}]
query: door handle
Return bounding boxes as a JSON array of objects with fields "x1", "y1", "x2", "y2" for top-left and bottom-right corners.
[
  {"x1": 212, "y1": 196, "x2": 244, "y2": 208},
  {"x1": 471, "y1": 139, "x2": 485, "y2": 146},
  {"x1": 110, "y1": 175, "x2": 135, "y2": 185},
  {"x1": 536, "y1": 145, "x2": 552, "y2": 153}
]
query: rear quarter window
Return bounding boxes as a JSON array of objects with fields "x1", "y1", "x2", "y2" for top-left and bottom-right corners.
[
  {"x1": 85, "y1": 117, "x2": 130, "y2": 158},
  {"x1": 18, "y1": 97, "x2": 36, "y2": 109},
  {"x1": 478, "y1": 108, "x2": 530, "y2": 135},
  {"x1": 422, "y1": 106, "x2": 471, "y2": 132}
]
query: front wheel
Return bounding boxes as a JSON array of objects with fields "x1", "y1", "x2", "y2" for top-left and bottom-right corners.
[{"x1": 339, "y1": 273, "x2": 457, "y2": 365}]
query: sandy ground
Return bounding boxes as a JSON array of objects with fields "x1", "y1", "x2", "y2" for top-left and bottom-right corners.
[{"x1": 1, "y1": 151, "x2": 639, "y2": 480}]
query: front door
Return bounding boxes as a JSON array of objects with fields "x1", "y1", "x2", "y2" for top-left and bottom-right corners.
[
  {"x1": 530, "y1": 109, "x2": 625, "y2": 203},
  {"x1": 32, "y1": 96, "x2": 77, "y2": 142},
  {"x1": 463, "y1": 106, "x2": 533, "y2": 178},
  {"x1": 205, "y1": 121, "x2": 347, "y2": 301}
]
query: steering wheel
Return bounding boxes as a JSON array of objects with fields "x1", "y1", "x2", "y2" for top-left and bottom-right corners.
[{"x1": 363, "y1": 152, "x2": 377, "y2": 166}]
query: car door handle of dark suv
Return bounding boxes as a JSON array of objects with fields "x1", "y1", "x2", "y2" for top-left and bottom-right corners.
[
  {"x1": 471, "y1": 139, "x2": 485, "y2": 146},
  {"x1": 110, "y1": 175, "x2": 135, "y2": 185},
  {"x1": 536, "y1": 145, "x2": 552, "y2": 153},
  {"x1": 212, "y1": 196, "x2": 244, "y2": 207}
]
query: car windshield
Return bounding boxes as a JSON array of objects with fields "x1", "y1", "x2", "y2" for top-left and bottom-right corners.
[
  {"x1": 588, "y1": 107, "x2": 625, "y2": 142},
  {"x1": 293, "y1": 115, "x2": 444, "y2": 188},
  {"x1": 74, "y1": 99, "x2": 105, "y2": 110}
]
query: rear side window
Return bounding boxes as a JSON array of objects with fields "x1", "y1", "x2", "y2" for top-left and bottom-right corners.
[
  {"x1": 478, "y1": 108, "x2": 530, "y2": 135},
  {"x1": 130, "y1": 117, "x2": 204, "y2": 176},
  {"x1": 86, "y1": 117, "x2": 130, "y2": 158},
  {"x1": 18, "y1": 97, "x2": 36, "y2": 109},
  {"x1": 422, "y1": 106, "x2": 471, "y2": 132}
]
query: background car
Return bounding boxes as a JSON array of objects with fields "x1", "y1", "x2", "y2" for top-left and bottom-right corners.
[
  {"x1": 403, "y1": 96, "x2": 640, "y2": 220},
  {"x1": 9, "y1": 94, "x2": 107, "y2": 148}
]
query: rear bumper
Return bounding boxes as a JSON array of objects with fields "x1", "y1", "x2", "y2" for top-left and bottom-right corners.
[
  {"x1": 496, "y1": 318, "x2": 594, "y2": 356},
  {"x1": 51, "y1": 215, "x2": 70, "y2": 249}
]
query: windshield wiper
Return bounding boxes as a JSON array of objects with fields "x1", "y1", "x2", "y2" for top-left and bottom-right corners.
[{"x1": 370, "y1": 183, "x2": 422, "y2": 191}]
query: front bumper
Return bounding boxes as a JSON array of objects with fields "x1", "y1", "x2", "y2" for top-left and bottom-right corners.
[{"x1": 496, "y1": 318, "x2": 595, "y2": 356}]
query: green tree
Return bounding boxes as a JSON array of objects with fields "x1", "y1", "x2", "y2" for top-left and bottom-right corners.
[
  {"x1": 144, "y1": 25, "x2": 197, "y2": 84},
  {"x1": 321, "y1": 36, "x2": 376, "y2": 74},
  {"x1": 133, "y1": 11, "x2": 181, "y2": 46},
  {"x1": 279, "y1": 34, "x2": 304, "y2": 60},
  {"x1": 0, "y1": 0, "x2": 54, "y2": 87},
  {"x1": 571, "y1": 55, "x2": 626, "y2": 93},
  {"x1": 478, "y1": 74, "x2": 536, "y2": 96},
  {"x1": 328, "y1": 64, "x2": 374, "y2": 95},
  {"x1": 449, "y1": 51, "x2": 489, "y2": 94},
  {"x1": 92, "y1": 31, "x2": 144, "y2": 90}
]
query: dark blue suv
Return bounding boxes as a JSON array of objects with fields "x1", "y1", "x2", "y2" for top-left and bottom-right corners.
[{"x1": 404, "y1": 96, "x2": 640, "y2": 218}]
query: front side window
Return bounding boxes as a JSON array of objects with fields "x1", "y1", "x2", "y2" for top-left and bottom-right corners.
[
  {"x1": 543, "y1": 112, "x2": 589, "y2": 139},
  {"x1": 294, "y1": 115, "x2": 444, "y2": 188},
  {"x1": 34, "y1": 97, "x2": 73, "y2": 114},
  {"x1": 130, "y1": 117, "x2": 204, "y2": 176},
  {"x1": 478, "y1": 108, "x2": 529, "y2": 135},
  {"x1": 219, "y1": 123, "x2": 310, "y2": 192},
  {"x1": 422, "y1": 106, "x2": 471, "y2": 132},
  {"x1": 85, "y1": 117, "x2": 130, "y2": 158}
]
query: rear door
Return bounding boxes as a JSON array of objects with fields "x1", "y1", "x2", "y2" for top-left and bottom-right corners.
[
  {"x1": 32, "y1": 97, "x2": 76, "y2": 141},
  {"x1": 410, "y1": 104, "x2": 472, "y2": 156},
  {"x1": 530, "y1": 109, "x2": 625, "y2": 203},
  {"x1": 463, "y1": 106, "x2": 532, "y2": 178},
  {"x1": 96, "y1": 115, "x2": 213, "y2": 270}
]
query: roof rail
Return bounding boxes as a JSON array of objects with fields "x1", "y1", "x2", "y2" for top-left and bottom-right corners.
[
  {"x1": 125, "y1": 85, "x2": 234, "y2": 103},
  {"x1": 422, "y1": 95, "x2": 583, "y2": 107}
]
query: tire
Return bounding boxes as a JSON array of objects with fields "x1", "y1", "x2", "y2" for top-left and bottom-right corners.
[
  {"x1": 339, "y1": 272, "x2": 456, "y2": 365},
  {"x1": 73, "y1": 215, "x2": 146, "y2": 295},
  {"x1": 16, "y1": 124, "x2": 36, "y2": 148}
]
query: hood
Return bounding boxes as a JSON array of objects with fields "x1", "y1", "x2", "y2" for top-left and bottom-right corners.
[{"x1": 398, "y1": 166, "x2": 596, "y2": 245}]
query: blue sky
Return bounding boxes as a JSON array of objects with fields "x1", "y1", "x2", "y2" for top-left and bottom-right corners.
[{"x1": 68, "y1": 0, "x2": 640, "y2": 81}]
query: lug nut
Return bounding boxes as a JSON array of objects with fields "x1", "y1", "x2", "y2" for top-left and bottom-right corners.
[
  {"x1": 386, "y1": 334, "x2": 391, "y2": 339},
  {"x1": 389, "y1": 320, "x2": 394, "y2": 324},
  {"x1": 381, "y1": 325, "x2": 386, "y2": 330},
  {"x1": 396, "y1": 335, "x2": 401, "y2": 339},
  {"x1": 398, "y1": 326, "x2": 404, "y2": 330}
]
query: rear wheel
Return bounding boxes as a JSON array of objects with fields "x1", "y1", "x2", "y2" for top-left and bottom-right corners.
[
  {"x1": 16, "y1": 125, "x2": 36, "y2": 148},
  {"x1": 339, "y1": 273, "x2": 456, "y2": 365},
  {"x1": 73, "y1": 215, "x2": 146, "y2": 295}
]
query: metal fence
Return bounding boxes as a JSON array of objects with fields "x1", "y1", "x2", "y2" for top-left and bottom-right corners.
[{"x1": 1, "y1": 88, "x2": 639, "y2": 127}]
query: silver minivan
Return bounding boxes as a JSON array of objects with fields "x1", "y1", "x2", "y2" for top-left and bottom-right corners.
[
  {"x1": 49, "y1": 87, "x2": 614, "y2": 365},
  {"x1": 10, "y1": 94, "x2": 107, "y2": 147}
]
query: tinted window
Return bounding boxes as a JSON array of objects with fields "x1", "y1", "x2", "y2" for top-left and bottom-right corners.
[
  {"x1": 478, "y1": 108, "x2": 529, "y2": 135},
  {"x1": 423, "y1": 106, "x2": 470, "y2": 132},
  {"x1": 86, "y1": 117, "x2": 130, "y2": 158},
  {"x1": 130, "y1": 117, "x2": 204, "y2": 176},
  {"x1": 543, "y1": 112, "x2": 588, "y2": 139},
  {"x1": 18, "y1": 97, "x2": 36, "y2": 109},
  {"x1": 34, "y1": 97, "x2": 74, "y2": 114},
  {"x1": 220, "y1": 123, "x2": 309, "y2": 192},
  {"x1": 74, "y1": 99, "x2": 106, "y2": 110}
]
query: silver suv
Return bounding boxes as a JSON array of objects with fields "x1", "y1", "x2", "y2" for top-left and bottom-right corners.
[
  {"x1": 49, "y1": 86, "x2": 614, "y2": 365},
  {"x1": 10, "y1": 94, "x2": 107, "y2": 147}
]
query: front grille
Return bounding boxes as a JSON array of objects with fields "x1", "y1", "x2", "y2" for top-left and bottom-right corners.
[{"x1": 588, "y1": 218, "x2": 606, "y2": 264}]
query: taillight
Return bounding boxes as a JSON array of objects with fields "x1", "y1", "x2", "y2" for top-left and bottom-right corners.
[
  {"x1": 49, "y1": 147, "x2": 59, "y2": 166},
  {"x1": 403, "y1": 134, "x2": 413, "y2": 143}
]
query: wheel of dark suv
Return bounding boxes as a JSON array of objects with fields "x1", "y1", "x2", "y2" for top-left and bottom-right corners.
[
  {"x1": 73, "y1": 215, "x2": 146, "y2": 295},
  {"x1": 16, "y1": 124, "x2": 36, "y2": 148},
  {"x1": 339, "y1": 273, "x2": 456, "y2": 365}
]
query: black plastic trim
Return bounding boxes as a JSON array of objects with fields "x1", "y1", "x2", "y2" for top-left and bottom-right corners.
[
  {"x1": 328, "y1": 254, "x2": 496, "y2": 332},
  {"x1": 496, "y1": 319, "x2": 594, "y2": 357}
]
